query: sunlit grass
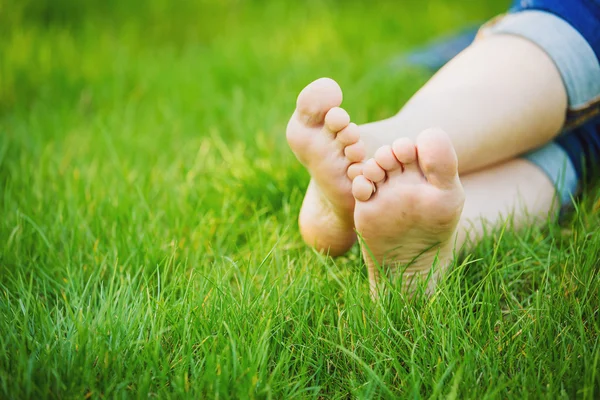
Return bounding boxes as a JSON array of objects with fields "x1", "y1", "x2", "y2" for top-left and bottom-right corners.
[{"x1": 1, "y1": 0, "x2": 598, "y2": 398}]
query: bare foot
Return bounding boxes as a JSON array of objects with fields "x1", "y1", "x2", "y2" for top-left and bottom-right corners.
[
  {"x1": 287, "y1": 78, "x2": 365, "y2": 255},
  {"x1": 352, "y1": 128, "x2": 465, "y2": 295}
]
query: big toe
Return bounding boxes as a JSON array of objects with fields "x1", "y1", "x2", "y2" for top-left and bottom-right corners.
[
  {"x1": 416, "y1": 128, "x2": 460, "y2": 190},
  {"x1": 295, "y1": 78, "x2": 343, "y2": 127}
]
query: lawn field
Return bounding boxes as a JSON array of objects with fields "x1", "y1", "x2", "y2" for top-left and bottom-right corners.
[{"x1": 1, "y1": 0, "x2": 599, "y2": 398}]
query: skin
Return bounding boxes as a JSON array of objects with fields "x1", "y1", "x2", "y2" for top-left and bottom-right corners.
[
  {"x1": 287, "y1": 78, "x2": 362, "y2": 256},
  {"x1": 286, "y1": 33, "x2": 566, "y2": 294},
  {"x1": 360, "y1": 34, "x2": 567, "y2": 172},
  {"x1": 353, "y1": 137, "x2": 558, "y2": 295},
  {"x1": 352, "y1": 129, "x2": 465, "y2": 295}
]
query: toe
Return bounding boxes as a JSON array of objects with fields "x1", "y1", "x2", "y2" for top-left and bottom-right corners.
[
  {"x1": 352, "y1": 175, "x2": 375, "y2": 202},
  {"x1": 347, "y1": 162, "x2": 363, "y2": 180},
  {"x1": 374, "y1": 145, "x2": 401, "y2": 171},
  {"x1": 296, "y1": 78, "x2": 343, "y2": 127},
  {"x1": 415, "y1": 128, "x2": 459, "y2": 189},
  {"x1": 336, "y1": 122, "x2": 360, "y2": 146},
  {"x1": 392, "y1": 138, "x2": 417, "y2": 165},
  {"x1": 344, "y1": 141, "x2": 366, "y2": 163},
  {"x1": 362, "y1": 159, "x2": 386, "y2": 183},
  {"x1": 324, "y1": 107, "x2": 350, "y2": 133}
]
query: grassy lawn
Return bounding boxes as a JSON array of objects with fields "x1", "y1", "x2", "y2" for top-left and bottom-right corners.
[{"x1": 1, "y1": 0, "x2": 599, "y2": 398}]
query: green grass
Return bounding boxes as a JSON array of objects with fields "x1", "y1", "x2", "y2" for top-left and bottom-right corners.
[{"x1": 1, "y1": 0, "x2": 599, "y2": 398}]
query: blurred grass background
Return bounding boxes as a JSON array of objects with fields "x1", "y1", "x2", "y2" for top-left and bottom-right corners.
[
  {"x1": 1, "y1": 0, "x2": 599, "y2": 398},
  {"x1": 0, "y1": 0, "x2": 509, "y2": 267}
]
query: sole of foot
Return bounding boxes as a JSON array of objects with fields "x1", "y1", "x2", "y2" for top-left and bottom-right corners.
[
  {"x1": 352, "y1": 128, "x2": 465, "y2": 296},
  {"x1": 287, "y1": 78, "x2": 365, "y2": 256}
]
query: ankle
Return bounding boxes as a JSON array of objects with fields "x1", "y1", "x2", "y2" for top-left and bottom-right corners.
[{"x1": 299, "y1": 219, "x2": 356, "y2": 256}]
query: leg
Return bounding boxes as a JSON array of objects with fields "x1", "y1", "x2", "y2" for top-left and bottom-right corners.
[
  {"x1": 289, "y1": 7, "x2": 599, "y2": 255},
  {"x1": 353, "y1": 129, "x2": 559, "y2": 295},
  {"x1": 288, "y1": 34, "x2": 566, "y2": 254},
  {"x1": 456, "y1": 158, "x2": 558, "y2": 250},
  {"x1": 360, "y1": 34, "x2": 567, "y2": 173},
  {"x1": 288, "y1": 35, "x2": 566, "y2": 252}
]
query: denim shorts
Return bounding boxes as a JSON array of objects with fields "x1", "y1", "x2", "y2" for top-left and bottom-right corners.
[{"x1": 483, "y1": 0, "x2": 600, "y2": 205}]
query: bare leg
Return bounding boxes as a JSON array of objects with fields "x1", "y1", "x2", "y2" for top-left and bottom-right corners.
[
  {"x1": 289, "y1": 34, "x2": 567, "y2": 255},
  {"x1": 456, "y1": 157, "x2": 558, "y2": 250},
  {"x1": 360, "y1": 35, "x2": 567, "y2": 173}
]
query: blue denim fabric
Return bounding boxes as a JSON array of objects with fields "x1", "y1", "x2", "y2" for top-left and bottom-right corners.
[
  {"x1": 405, "y1": 2, "x2": 600, "y2": 204},
  {"x1": 511, "y1": 0, "x2": 600, "y2": 61},
  {"x1": 508, "y1": 1, "x2": 600, "y2": 188},
  {"x1": 486, "y1": 10, "x2": 600, "y2": 114},
  {"x1": 485, "y1": 5, "x2": 600, "y2": 204},
  {"x1": 556, "y1": 118, "x2": 600, "y2": 183}
]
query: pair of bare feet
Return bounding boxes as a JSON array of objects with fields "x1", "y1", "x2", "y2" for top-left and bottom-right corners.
[{"x1": 287, "y1": 78, "x2": 465, "y2": 294}]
